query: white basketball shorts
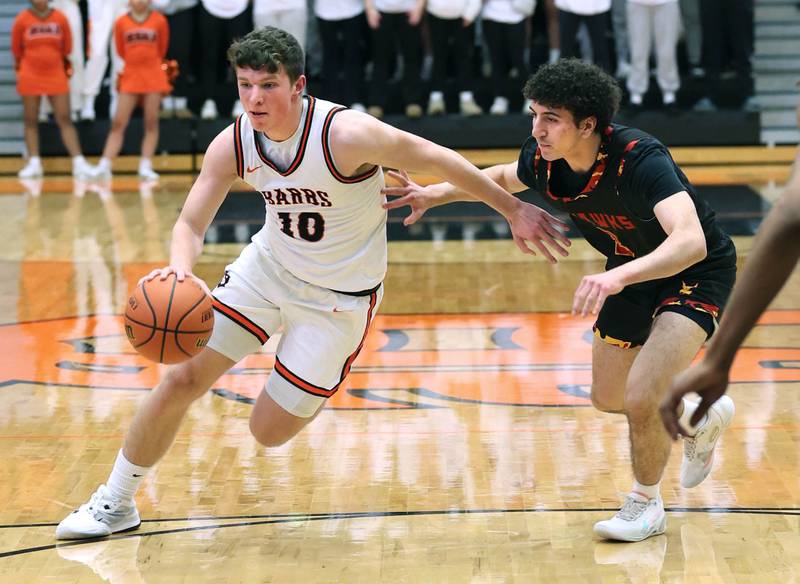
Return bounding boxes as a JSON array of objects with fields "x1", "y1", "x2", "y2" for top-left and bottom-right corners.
[{"x1": 207, "y1": 242, "x2": 383, "y2": 418}]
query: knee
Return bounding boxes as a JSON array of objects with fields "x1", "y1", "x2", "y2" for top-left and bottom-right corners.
[
  {"x1": 624, "y1": 383, "x2": 657, "y2": 422},
  {"x1": 249, "y1": 418, "x2": 292, "y2": 448},
  {"x1": 110, "y1": 118, "x2": 128, "y2": 133},
  {"x1": 590, "y1": 382, "x2": 624, "y2": 413},
  {"x1": 160, "y1": 363, "x2": 209, "y2": 404},
  {"x1": 54, "y1": 112, "x2": 72, "y2": 127}
]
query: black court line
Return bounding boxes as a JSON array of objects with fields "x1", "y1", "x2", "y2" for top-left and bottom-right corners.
[{"x1": 3, "y1": 506, "x2": 800, "y2": 559}]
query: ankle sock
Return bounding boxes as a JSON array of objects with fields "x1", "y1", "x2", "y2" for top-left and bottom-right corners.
[
  {"x1": 632, "y1": 479, "x2": 660, "y2": 500},
  {"x1": 106, "y1": 449, "x2": 150, "y2": 502}
]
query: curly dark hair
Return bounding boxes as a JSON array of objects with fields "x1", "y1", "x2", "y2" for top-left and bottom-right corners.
[
  {"x1": 523, "y1": 59, "x2": 621, "y2": 132},
  {"x1": 227, "y1": 26, "x2": 304, "y2": 82}
]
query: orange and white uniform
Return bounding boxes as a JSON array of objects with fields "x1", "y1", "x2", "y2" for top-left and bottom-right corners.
[
  {"x1": 115, "y1": 10, "x2": 171, "y2": 94},
  {"x1": 11, "y1": 8, "x2": 72, "y2": 96}
]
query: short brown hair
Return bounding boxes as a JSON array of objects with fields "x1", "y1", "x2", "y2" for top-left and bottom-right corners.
[{"x1": 227, "y1": 26, "x2": 304, "y2": 82}]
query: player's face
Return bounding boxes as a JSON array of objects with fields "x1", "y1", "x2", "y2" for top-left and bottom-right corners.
[
  {"x1": 528, "y1": 101, "x2": 584, "y2": 161},
  {"x1": 236, "y1": 66, "x2": 306, "y2": 136}
]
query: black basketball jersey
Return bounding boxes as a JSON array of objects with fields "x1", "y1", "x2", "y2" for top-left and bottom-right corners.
[{"x1": 516, "y1": 124, "x2": 736, "y2": 276}]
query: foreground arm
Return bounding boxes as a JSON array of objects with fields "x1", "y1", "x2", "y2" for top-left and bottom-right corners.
[
  {"x1": 331, "y1": 111, "x2": 570, "y2": 261},
  {"x1": 573, "y1": 191, "x2": 707, "y2": 315},
  {"x1": 143, "y1": 127, "x2": 238, "y2": 292},
  {"x1": 660, "y1": 149, "x2": 800, "y2": 438}
]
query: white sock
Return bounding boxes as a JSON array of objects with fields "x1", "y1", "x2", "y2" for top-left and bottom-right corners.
[
  {"x1": 29, "y1": 156, "x2": 41, "y2": 166},
  {"x1": 679, "y1": 398, "x2": 707, "y2": 437},
  {"x1": 139, "y1": 158, "x2": 152, "y2": 171},
  {"x1": 106, "y1": 449, "x2": 150, "y2": 502},
  {"x1": 98, "y1": 157, "x2": 112, "y2": 170},
  {"x1": 72, "y1": 155, "x2": 86, "y2": 165},
  {"x1": 459, "y1": 91, "x2": 475, "y2": 103},
  {"x1": 632, "y1": 479, "x2": 660, "y2": 500}
]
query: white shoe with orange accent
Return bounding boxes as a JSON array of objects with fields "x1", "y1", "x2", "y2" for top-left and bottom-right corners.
[{"x1": 680, "y1": 395, "x2": 735, "y2": 488}]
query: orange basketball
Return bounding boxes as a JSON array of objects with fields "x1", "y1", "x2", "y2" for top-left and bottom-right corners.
[{"x1": 124, "y1": 274, "x2": 214, "y2": 364}]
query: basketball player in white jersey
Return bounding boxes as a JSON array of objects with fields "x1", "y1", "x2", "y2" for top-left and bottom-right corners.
[{"x1": 55, "y1": 26, "x2": 571, "y2": 539}]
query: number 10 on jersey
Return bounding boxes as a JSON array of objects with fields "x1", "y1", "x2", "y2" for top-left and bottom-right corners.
[{"x1": 277, "y1": 212, "x2": 325, "y2": 242}]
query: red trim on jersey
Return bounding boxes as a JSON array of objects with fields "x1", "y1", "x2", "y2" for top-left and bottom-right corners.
[
  {"x1": 274, "y1": 357, "x2": 337, "y2": 397},
  {"x1": 233, "y1": 115, "x2": 244, "y2": 179},
  {"x1": 338, "y1": 290, "x2": 379, "y2": 383},
  {"x1": 616, "y1": 139, "x2": 640, "y2": 177},
  {"x1": 212, "y1": 297, "x2": 269, "y2": 344},
  {"x1": 273, "y1": 289, "x2": 380, "y2": 398},
  {"x1": 252, "y1": 95, "x2": 316, "y2": 176},
  {"x1": 321, "y1": 107, "x2": 380, "y2": 183}
]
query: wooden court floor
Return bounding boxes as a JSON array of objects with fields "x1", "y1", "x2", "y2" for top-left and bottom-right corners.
[{"x1": 0, "y1": 169, "x2": 799, "y2": 583}]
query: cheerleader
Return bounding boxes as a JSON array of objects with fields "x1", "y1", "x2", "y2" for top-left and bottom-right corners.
[
  {"x1": 12, "y1": 0, "x2": 90, "y2": 179},
  {"x1": 91, "y1": 0, "x2": 171, "y2": 180}
]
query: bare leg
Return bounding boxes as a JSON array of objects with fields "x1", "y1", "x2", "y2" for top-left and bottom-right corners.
[
  {"x1": 123, "y1": 348, "x2": 235, "y2": 467},
  {"x1": 100, "y1": 93, "x2": 140, "y2": 161},
  {"x1": 249, "y1": 387, "x2": 323, "y2": 448},
  {"x1": 590, "y1": 337, "x2": 640, "y2": 414},
  {"x1": 48, "y1": 93, "x2": 83, "y2": 157},
  {"x1": 624, "y1": 311, "x2": 707, "y2": 485},
  {"x1": 22, "y1": 96, "x2": 42, "y2": 158},
  {"x1": 140, "y1": 92, "x2": 161, "y2": 159}
]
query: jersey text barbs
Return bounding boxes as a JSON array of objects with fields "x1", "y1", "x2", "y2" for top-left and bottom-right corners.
[{"x1": 259, "y1": 188, "x2": 333, "y2": 207}]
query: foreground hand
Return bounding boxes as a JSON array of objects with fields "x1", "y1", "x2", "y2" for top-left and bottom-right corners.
[
  {"x1": 571, "y1": 270, "x2": 625, "y2": 316},
  {"x1": 507, "y1": 202, "x2": 571, "y2": 262},
  {"x1": 660, "y1": 361, "x2": 730, "y2": 440},
  {"x1": 382, "y1": 170, "x2": 437, "y2": 225},
  {"x1": 139, "y1": 266, "x2": 211, "y2": 296}
]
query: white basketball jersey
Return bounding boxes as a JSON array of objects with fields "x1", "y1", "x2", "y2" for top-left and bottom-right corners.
[{"x1": 233, "y1": 96, "x2": 387, "y2": 293}]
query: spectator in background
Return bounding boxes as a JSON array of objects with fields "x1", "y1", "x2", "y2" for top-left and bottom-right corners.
[
  {"x1": 90, "y1": 0, "x2": 171, "y2": 180},
  {"x1": 12, "y1": 0, "x2": 91, "y2": 179},
  {"x1": 679, "y1": 0, "x2": 703, "y2": 78},
  {"x1": 82, "y1": 0, "x2": 129, "y2": 120},
  {"x1": 554, "y1": 0, "x2": 612, "y2": 72},
  {"x1": 426, "y1": 0, "x2": 483, "y2": 116},
  {"x1": 481, "y1": 0, "x2": 535, "y2": 116},
  {"x1": 198, "y1": 0, "x2": 252, "y2": 119},
  {"x1": 696, "y1": 0, "x2": 753, "y2": 110},
  {"x1": 610, "y1": 0, "x2": 630, "y2": 79},
  {"x1": 156, "y1": 0, "x2": 198, "y2": 118},
  {"x1": 364, "y1": 0, "x2": 426, "y2": 119},
  {"x1": 253, "y1": 0, "x2": 308, "y2": 53},
  {"x1": 314, "y1": 0, "x2": 369, "y2": 111},
  {"x1": 626, "y1": 0, "x2": 681, "y2": 109}
]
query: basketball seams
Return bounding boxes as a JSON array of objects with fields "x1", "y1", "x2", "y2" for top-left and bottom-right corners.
[
  {"x1": 173, "y1": 290, "x2": 213, "y2": 357},
  {"x1": 158, "y1": 276, "x2": 178, "y2": 363}
]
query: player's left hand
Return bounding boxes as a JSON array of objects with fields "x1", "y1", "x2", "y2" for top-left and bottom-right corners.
[
  {"x1": 660, "y1": 360, "x2": 730, "y2": 440},
  {"x1": 572, "y1": 270, "x2": 625, "y2": 316},
  {"x1": 381, "y1": 170, "x2": 438, "y2": 225},
  {"x1": 507, "y1": 202, "x2": 571, "y2": 263}
]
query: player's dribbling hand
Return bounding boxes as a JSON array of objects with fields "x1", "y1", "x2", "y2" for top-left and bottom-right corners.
[
  {"x1": 139, "y1": 266, "x2": 212, "y2": 296},
  {"x1": 381, "y1": 170, "x2": 437, "y2": 225},
  {"x1": 660, "y1": 361, "x2": 730, "y2": 440},
  {"x1": 571, "y1": 270, "x2": 625, "y2": 316},
  {"x1": 508, "y1": 202, "x2": 571, "y2": 263}
]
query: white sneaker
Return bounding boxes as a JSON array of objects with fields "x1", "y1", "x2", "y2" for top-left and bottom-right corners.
[
  {"x1": 427, "y1": 92, "x2": 446, "y2": 116},
  {"x1": 231, "y1": 99, "x2": 245, "y2": 117},
  {"x1": 594, "y1": 493, "x2": 666, "y2": 542},
  {"x1": 55, "y1": 484, "x2": 140, "y2": 540},
  {"x1": 72, "y1": 158, "x2": 92, "y2": 180},
  {"x1": 18, "y1": 159, "x2": 43, "y2": 179},
  {"x1": 138, "y1": 165, "x2": 160, "y2": 181},
  {"x1": 680, "y1": 395, "x2": 735, "y2": 488},
  {"x1": 459, "y1": 93, "x2": 483, "y2": 117},
  {"x1": 89, "y1": 163, "x2": 112, "y2": 180},
  {"x1": 489, "y1": 96, "x2": 509, "y2": 116},
  {"x1": 200, "y1": 99, "x2": 218, "y2": 120}
]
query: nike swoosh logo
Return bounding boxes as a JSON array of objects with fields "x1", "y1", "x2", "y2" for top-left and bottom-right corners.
[
  {"x1": 132, "y1": 474, "x2": 142, "y2": 477},
  {"x1": 246, "y1": 164, "x2": 263, "y2": 173}
]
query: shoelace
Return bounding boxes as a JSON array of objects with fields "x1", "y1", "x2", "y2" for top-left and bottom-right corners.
[
  {"x1": 684, "y1": 435, "x2": 697, "y2": 460},
  {"x1": 616, "y1": 497, "x2": 649, "y2": 521},
  {"x1": 86, "y1": 489, "x2": 122, "y2": 516}
]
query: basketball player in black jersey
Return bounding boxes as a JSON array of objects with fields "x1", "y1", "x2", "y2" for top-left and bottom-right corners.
[{"x1": 385, "y1": 59, "x2": 738, "y2": 542}]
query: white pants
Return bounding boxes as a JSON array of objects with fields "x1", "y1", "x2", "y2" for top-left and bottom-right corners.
[
  {"x1": 253, "y1": 7, "x2": 309, "y2": 50},
  {"x1": 51, "y1": 0, "x2": 85, "y2": 112},
  {"x1": 83, "y1": 0, "x2": 128, "y2": 101},
  {"x1": 626, "y1": 1, "x2": 681, "y2": 96},
  {"x1": 208, "y1": 243, "x2": 382, "y2": 418}
]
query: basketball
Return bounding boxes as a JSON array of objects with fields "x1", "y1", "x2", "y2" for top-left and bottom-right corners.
[{"x1": 124, "y1": 274, "x2": 215, "y2": 364}]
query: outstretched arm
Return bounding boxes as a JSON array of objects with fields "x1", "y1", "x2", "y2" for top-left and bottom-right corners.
[
  {"x1": 330, "y1": 110, "x2": 570, "y2": 261},
  {"x1": 660, "y1": 144, "x2": 800, "y2": 439}
]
